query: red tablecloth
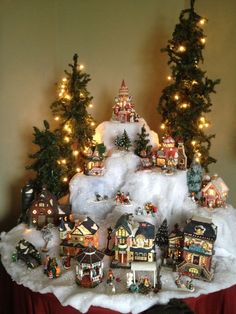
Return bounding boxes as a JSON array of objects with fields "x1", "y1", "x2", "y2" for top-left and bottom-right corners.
[{"x1": 1, "y1": 260, "x2": 236, "y2": 314}]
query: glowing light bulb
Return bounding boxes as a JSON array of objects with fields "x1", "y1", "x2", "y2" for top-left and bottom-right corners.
[
  {"x1": 200, "y1": 38, "x2": 206, "y2": 44},
  {"x1": 54, "y1": 116, "x2": 60, "y2": 121},
  {"x1": 61, "y1": 159, "x2": 67, "y2": 164},
  {"x1": 199, "y1": 124, "x2": 204, "y2": 129},
  {"x1": 191, "y1": 140, "x2": 196, "y2": 146},
  {"x1": 89, "y1": 103, "x2": 94, "y2": 108},
  {"x1": 167, "y1": 76, "x2": 172, "y2": 81},
  {"x1": 59, "y1": 92, "x2": 63, "y2": 97},
  {"x1": 64, "y1": 136, "x2": 70, "y2": 142},
  {"x1": 160, "y1": 124, "x2": 166, "y2": 130},
  {"x1": 174, "y1": 94, "x2": 179, "y2": 100},
  {"x1": 180, "y1": 103, "x2": 188, "y2": 109},
  {"x1": 199, "y1": 117, "x2": 205, "y2": 122},
  {"x1": 195, "y1": 157, "x2": 200, "y2": 163},
  {"x1": 199, "y1": 18, "x2": 206, "y2": 25},
  {"x1": 76, "y1": 167, "x2": 82, "y2": 172},
  {"x1": 178, "y1": 45, "x2": 186, "y2": 52},
  {"x1": 65, "y1": 95, "x2": 71, "y2": 100},
  {"x1": 62, "y1": 77, "x2": 67, "y2": 82},
  {"x1": 79, "y1": 64, "x2": 84, "y2": 70},
  {"x1": 205, "y1": 122, "x2": 209, "y2": 128},
  {"x1": 91, "y1": 122, "x2": 95, "y2": 127},
  {"x1": 63, "y1": 177, "x2": 68, "y2": 182},
  {"x1": 73, "y1": 150, "x2": 79, "y2": 156}
]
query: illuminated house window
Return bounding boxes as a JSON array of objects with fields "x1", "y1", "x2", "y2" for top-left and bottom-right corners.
[
  {"x1": 208, "y1": 188, "x2": 216, "y2": 196},
  {"x1": 39, "y1": 202, "x2": 45, "y2": 207}
]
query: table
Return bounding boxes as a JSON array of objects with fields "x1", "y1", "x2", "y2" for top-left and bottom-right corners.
[{"x1": 1, "y1": 260, "x2": 236, "y2": 314}]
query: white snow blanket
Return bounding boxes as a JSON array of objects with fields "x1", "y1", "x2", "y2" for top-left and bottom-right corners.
[{"x1": 1, "y1": 121, "x2": 236, "y2": 313}]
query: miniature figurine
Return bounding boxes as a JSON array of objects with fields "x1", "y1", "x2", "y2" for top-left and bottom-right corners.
[
  {"x1": 115, "y1": 191, "x2": 131, "y2": 205},
  {"x1": 107, "y1": 269, "x2": 115, "y2": 285},
  {"x1": 144, "y1": 202, "x2": 158, "y2": 216},
  {"x1": 174, "y1": 273, "x2": 195, "y2": 292},
  {"x1": 44, "y1": 256, "x2": 61, "y2": 278},
  {"x1": 63, "y1": 253, "x2": 71, "y2": 270}
]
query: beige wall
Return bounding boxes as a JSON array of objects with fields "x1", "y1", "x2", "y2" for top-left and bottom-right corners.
[{"x1": 0, "y1": 0, "x2": 235, "y2": 231}]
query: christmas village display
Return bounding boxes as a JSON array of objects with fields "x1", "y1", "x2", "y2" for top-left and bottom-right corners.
[{"x1": 1, "y1": 1, "x2": 235, "y2": 313}]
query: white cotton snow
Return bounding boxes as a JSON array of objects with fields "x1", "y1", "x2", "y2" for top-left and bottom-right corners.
[{"x1": 1, "y1": 120, "x2": 236, "y2": 314}]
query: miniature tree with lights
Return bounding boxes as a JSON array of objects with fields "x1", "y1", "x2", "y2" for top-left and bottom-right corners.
[
  {"x1": 187, "y1": 156, "x2": 203, "y2": 197},
  {"x1": 28, "y1": 54, "x2": 96, "y2": 197},
  {"x1": 114, "y1": 130, "x2": 132, "y2": 151},
  {"x1": 27, "y1": 120, "x2": 74, "y2": 197},
  {"x1": 155, "y1": 219, "x2": 169, "y2": 259},
  {"x1": 51, "y1": 53, "x2": 96, "y2": 167},
  {"x1": 134, "y1": 124, "x2": 152, "y2": 157},
  {"x1": 158, "y1": 0, "x2": 220, "y2": 170}
]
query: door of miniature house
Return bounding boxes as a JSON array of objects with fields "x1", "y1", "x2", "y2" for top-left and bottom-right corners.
[
  {"x1": 193, "y1": 255, "x2": 200, "y2": 265},
  {"x1": 38, "y1": 214, "x2": 46, "y2": 228}
]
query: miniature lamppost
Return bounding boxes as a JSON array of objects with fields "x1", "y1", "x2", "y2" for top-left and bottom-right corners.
[{"x1": 104, "y1": 227, "x2": 113, "y2": 255}]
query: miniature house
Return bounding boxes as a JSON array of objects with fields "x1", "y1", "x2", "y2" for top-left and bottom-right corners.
[
  {"x1": 177, "y1": 216, "x2": 217, "y2": 281},
  {"x1": 75, "y1": 246, "x2": 105, "y2": 288},
  {"x1": 60, "y1": 216, "x2": 99, "y2": 256},
  {"x1": 27, "y1": 186, "x2": 58, "y2": 229},
  {"x1": 27, "y1": 186, "x2": 71, "y2": 229},
  {"x1": 156, "y1": 136, "x2": 178, "y2": 168},
  {"x1": 201, "y1": 175, "x2": 229, "y2": 208},
  {"x1": 167, "y1": 224, "x2": 183, "y2": 266},
  {"x1": 83, "y1": 143, "x2": 106, "y2": 176},
  {"x1": 111, "y1": 214, "x2": 156, "y2": 268},
  {"x1": 112, "y1": 80, "x2": 139, "y2": 123}
]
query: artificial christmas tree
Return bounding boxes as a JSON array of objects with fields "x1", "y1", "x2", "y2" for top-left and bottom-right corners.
[
  {"x1": 114, "y1": 129, "x2": 132, "y2": 151},
  {"x1": 134, "y1": 124, "x2": 152, "y2": 157},
  {"x1": 155, "y1": 219, "x2": 169, "y2": 253},
  {"x1": 187, "y1": 157, "x2": 203, "y2": 198},
  {"x1": 27, "y1": 120, "x2": 74, "y2": 197},
  {"x1": 158, "y1": 0, "x2": 220, "y2": 170},
  {"x1": 28, "y1": 54, "x2": 96, "y2": 197},
  {"x1": 51, "y1": 53, "x2": 96, "y2": 167}
]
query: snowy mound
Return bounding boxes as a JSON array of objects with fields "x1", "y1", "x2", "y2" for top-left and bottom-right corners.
[
  {"x1": 94, "y1": 118, "x2": 159, "y2": 151},
  {"x1": 70, "y1": 150, "x2": 188, "y2": 228}
]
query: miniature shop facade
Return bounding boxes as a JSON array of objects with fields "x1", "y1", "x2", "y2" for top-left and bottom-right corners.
[{"x1": 177, "y1": 216, "x2": 217, "y2": 281}]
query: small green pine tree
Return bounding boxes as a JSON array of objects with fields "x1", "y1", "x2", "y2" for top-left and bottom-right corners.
[
  {"x1": 187, "y1": 158, "x2": 203, "y2": 194},
  {"x1": 155, "y1": 219, "x2": 169, "y2": 248},
  {"x1": 134, "y1": 124, "x2": 152, "y2": 157},
  {"x1": 114, "y1": 130, "x2": 132, "y2": 151},
  {"x1": 27, "y1": 121, "x2": 74, "y2": 197}
]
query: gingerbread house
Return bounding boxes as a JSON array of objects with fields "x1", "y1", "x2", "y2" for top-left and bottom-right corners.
[{"x1": 201, "y1": 175, "x2": 229, "y2": 208}]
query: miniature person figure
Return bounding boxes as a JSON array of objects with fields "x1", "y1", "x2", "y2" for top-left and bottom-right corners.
[
  {"x1": 107, "y1": 269, "x2": 115, "y2": 285},
  {"x1": 63, "y1": 253, "x2": 71, "y2": 270},
  {"x1": 126, "y1": 272, "x2": 134, "y2": 288}
]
